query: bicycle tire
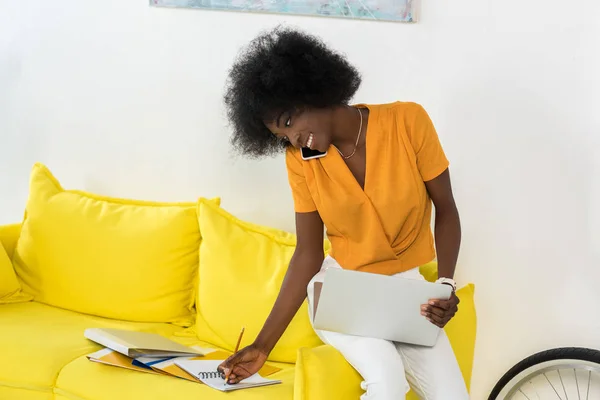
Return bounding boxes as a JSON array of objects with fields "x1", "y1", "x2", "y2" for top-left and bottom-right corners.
[{"x1": 488, "y1": 347, "x2": 600, "y2": 399}]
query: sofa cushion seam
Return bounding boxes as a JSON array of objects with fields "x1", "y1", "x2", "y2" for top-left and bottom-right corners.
[
  {"x1": 52, "y1": 352, "x2": 93, "y2": 397},
  {"x1": 0, "y1": 380, "x2": 53, "y2": 393}
]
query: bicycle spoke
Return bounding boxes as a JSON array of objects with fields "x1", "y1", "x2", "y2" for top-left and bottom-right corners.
[
  {"x1": 574, "y1": 369, "x2": 580, "y2": 400},
  {"x1": 586, "y1": 370, "x2": 590, "y2": 400},
  {"x1": 557, "y1": 369, "x2": 568, "y2": 399},
  {"x1": 519, "y1": 388, "x2": 532, "y2": 400},
  {"x1": 544, "y1": 372, "x2": 564, "y2": 400},
  {"x1": 531, "y1": 379, "x2": 541, "y2": 400}
]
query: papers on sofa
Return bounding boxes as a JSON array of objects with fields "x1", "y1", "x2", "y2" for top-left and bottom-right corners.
[
  {"x1": 175, "y1": 359, "x2": 282, "y2": 392},
  {"x1": 84, "y1": 328, "x2": 205, "y2": 358},
  {"x1": 86, "y1": 347, "x2": 283, "y2": 387},
  {"x1": 135, "y1": 350, "x2": 230, "y2": 382},
  {"x1": 136, "y1": 349, "x2": 282, "y2": 381},
  {"x1": 136, "y1": 355, "x2": 198, "y2": 381},
  {"x1": 87, "y1": 348, "x2": 164, "y2": 375}
]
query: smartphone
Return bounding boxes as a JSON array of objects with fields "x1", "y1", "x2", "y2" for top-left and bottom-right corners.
[{"x1": 301, "y1": 147, "x2": 327, "y2": 160}]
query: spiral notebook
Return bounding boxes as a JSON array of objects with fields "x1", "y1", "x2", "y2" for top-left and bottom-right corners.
[{"x1": 175, "y1": 359, "x2": 281, "y2": 392}]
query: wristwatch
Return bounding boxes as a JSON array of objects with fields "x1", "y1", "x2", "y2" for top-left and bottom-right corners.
[{"x1": 436, "y1": 277, "x2": 457, "y2": 292}]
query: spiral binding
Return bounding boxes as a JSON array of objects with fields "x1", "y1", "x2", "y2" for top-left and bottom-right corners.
[{"x1": 198, "y1": 371, "x2": 223, "y2": 379}]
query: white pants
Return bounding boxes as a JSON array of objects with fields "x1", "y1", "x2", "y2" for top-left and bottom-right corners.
[{"x1": 307, "y1": 256, "x2": 469, "y2": 400}]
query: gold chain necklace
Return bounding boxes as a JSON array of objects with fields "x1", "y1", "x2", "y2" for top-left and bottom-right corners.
[{"x1": 333, "y1": 107, "x2": 363, "y2": 160}]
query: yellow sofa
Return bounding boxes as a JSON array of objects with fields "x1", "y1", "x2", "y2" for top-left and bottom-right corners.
[{"x1": 0, "y1": 164, "x2": 476, "y2": 400}]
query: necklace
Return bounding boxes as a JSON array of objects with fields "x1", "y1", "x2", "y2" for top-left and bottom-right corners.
[{"x1": 334, "y1": 107, "x2": 363, "y2": 160}]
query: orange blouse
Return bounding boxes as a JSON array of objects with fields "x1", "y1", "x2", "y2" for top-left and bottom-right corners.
[{"x1": 286, "y1": 102, "x2": 449, "y2": 275}]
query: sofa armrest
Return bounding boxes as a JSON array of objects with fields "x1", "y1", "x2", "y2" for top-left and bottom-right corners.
[
  {"x1": 294, "y1": 345, "x2": 363, "y2": 400},
  {"x1": 294, "y1": 345, "x2": 425, "y2": 400},
  {"x1": 0, "y1": 223, "x2": 21, "y2": 259}
]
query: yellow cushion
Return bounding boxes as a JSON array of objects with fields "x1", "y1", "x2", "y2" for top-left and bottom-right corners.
[
  {"x1": 418, "y1": 260, "x2": 439, "y2": 283},
  {"x1": 0, "y1": 223, "x2": 22, "y2": 259},
  {"x1": 195, "y1": 199, "x2": 324, "y2": 363},
  {"x1": 445, "y1": 283, "x2": 477, "y2": 391},
  {"x1": 0, "y1": 301, "x2": 180, "y2": 395},
  {"x1": 0, "y1": 241, "x2": 32, "y2": 304},
  {"x1": 294, "y1": 283, "x2": 477, "y2": 399},
  {"x1": 54, "y1": 350, "x2": 295, "y2": 400},
  {"x1": 12, "y1": 163, "x2": 219, "y2": 323}
]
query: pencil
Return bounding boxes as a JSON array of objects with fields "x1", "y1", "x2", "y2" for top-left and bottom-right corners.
[{"x1": 224, "y1": 327, "x2": 245, "y2": 383}]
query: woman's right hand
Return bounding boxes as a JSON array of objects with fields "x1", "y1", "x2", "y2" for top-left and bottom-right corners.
[{"x1": 217, "y1": 343, "x2": 268, "y2": 384}]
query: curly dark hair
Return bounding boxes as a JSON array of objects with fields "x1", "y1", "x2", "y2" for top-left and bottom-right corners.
[{"x1": 224, "y1": 26, "x2": 362, "y2": 158}]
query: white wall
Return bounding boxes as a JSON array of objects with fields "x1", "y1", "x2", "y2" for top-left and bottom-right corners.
[{"x1": 1, "y1": 0, "x2": 599, "y2": 397}]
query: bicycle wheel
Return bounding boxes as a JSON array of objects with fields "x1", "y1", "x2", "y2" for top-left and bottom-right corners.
[{"x1": 488, "y1": 347, "x2": 600, "y2": 399}]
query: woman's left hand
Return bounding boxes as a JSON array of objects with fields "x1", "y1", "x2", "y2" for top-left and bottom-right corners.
[{"x1": 421, "y1": 290, "x2": 460, "y2": 328}]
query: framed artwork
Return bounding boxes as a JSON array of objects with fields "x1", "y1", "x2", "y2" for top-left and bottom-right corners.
[{"x1": 151, "y1": 0, "x2": 416, "y2": 23}]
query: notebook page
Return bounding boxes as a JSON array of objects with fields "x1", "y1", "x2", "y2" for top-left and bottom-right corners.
[{"x1": 175, "y1": 359, "x2": 281, "y2": 392}]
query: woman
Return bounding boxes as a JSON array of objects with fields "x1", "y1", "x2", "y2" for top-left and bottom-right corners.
[{"x1": 217, "y1": 27, "x2": 469, "y2": 399}]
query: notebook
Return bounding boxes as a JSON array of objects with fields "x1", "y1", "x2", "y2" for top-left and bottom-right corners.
[
  {"x1": 84, "y1": 328, "x2": 205, "y2": 358},
  {"x1": 175, "y1": 359, "x2": 282, "y2": 392},
  {"x1": 136, "y1": 350, "x2": 282, "y2": 383}
]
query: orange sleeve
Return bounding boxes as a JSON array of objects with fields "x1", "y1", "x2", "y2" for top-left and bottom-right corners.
[
  {"x1": 407, "y1": 103, "x2": 450, "y2": 182},
  {"x1": 285, "y1": 148, "x2": 318, "y2": 213}
]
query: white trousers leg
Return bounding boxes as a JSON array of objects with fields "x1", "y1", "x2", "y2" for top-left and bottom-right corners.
[{"x1": 307, "y1": 256, "x2": 469, "y2": 400}]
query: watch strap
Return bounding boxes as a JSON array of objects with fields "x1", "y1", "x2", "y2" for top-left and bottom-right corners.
[{"x1": 436, "y1": 277, "x2": 457, "y2": 291}]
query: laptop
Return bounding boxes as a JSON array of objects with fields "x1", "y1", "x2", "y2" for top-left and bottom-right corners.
[{"x1": 312, "y1": 268, "x2": 452, "y2": 347}]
